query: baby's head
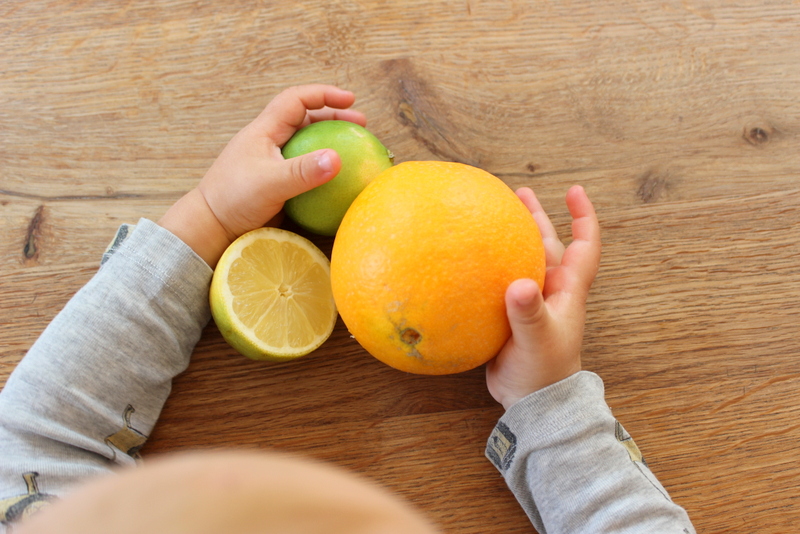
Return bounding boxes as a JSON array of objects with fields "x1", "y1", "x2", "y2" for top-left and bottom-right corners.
[{"x1": 17, "y1": 450, "x2": 439, "y2": 534}]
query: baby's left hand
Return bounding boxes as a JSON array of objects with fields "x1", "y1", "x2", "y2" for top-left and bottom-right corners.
[
  {"x1": 159, "y1": 84, "x2": 366, "y2": 267},
  {"x1": 486, "y1": 186, "x2": 601, "y2": 410}
]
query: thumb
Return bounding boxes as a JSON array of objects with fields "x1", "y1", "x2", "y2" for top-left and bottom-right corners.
[
  {"x1": 274, "y1": 149, "x2": 340, "y2": 201},
  {"x1": 505, "y1": 278, "x2": 549, "y2": 351}
]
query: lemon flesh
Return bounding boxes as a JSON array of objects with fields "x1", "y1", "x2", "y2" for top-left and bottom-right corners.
[
  {"x1": 283, "y1": 120, "x2": 394, "y2": 236},
  {"x1": 210, "y1": 227, "x2": 337, "y2": 361}
]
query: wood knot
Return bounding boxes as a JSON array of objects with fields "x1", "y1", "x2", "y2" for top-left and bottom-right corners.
[
  {"x1": 526, "y1": 163, "x2": 537, "y2": 173},
  {"x1": 23, "y1": 205, "x2": 45, "y2": 262},
  {"x1": 743, "y1": 125, "x2": 772, "y2": 146},
  {"x1": 398, "y1": 101, "x2": 418, "y2": 127},
  {"x1": 380, "y1": 58, "x2": 480, "y2": 166},
  {"x1": 636, "y1": 169, "x2": 676, "y2": 204}
]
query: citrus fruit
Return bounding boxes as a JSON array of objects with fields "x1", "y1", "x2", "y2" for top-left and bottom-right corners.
[
  {"x1": 210, "y1": 227, "x2": 337, "y2": 361},
  {"x1": 330, "y1": 161, "x2": 546, "y2": 375},
  {"x1": 282, "y1": 120, "x2": 394, "y2": 236}
]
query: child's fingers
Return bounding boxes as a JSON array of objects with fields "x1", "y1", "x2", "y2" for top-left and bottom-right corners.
[
  {"x1": 266, "y1": 149, "x2": 341, "y2": 203},
  {"x1": 255, "y1": 85, "x2": 357, "y2": 144},
  {"x1": 306, "y1": 107, "x2": 367, "y2": 127},
  {"x1": 558, "y1": 186, "x2": 601, "y2": 295},
  {"x1": 516, "y1": 187, "x2": 565, "y2": 268},
  {"x1": 566, "y1": 185, "x2": 599, "y2": 244},
  {"x1": 504, "y1": 278, "x2": 549, "y2": 354}
]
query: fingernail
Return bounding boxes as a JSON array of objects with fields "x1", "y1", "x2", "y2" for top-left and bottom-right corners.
[
  {"x1": 317, "y1": 151, "x2": 334, "y2": 174},
  {"x1": 512, "y1": 279, "x2": 539, "y2": 307},
  {"x1": 515, "y1": 293, "x2": 535, "y2": 307}
]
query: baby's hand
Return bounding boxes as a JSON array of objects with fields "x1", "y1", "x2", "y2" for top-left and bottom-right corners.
[
  {"x1": 159, "y1": 85, "x2": 366, "y2": 267},
  {"x1": 486, "y1": 186, "x2": 601, "y2": 410}
]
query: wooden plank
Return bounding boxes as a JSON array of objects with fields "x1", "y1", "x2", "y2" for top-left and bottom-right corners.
[
  {"x1": 2, "y1": 2, "x2": 798, "y2": 203},
  {"x1": 0, "y1": 198, "x2": 176, "y2": 270},
  {"x1": 2, "y1": 1, "x2": 800, "y2": 532}
]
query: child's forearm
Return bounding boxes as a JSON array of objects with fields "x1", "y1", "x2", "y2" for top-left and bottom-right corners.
[
  {"x1": 0, "y1": 220, "x2": 211, "y2": 505},
  {"x1": 486, "y1": 371, "x2": 695, "y2": 534}
]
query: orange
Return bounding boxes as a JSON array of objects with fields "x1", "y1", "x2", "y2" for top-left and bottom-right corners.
[{"x1": 330, "y1": 161, "x2": 545, "y2": 375}]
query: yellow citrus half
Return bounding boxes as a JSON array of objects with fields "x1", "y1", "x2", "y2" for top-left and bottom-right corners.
[{"x1": 210, "y1": 227, "x2": 337, "y2": 361}]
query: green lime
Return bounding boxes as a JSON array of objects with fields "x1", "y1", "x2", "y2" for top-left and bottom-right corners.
[{"x1": 282, "y1": 120, "x2": 394, "y2": 236}]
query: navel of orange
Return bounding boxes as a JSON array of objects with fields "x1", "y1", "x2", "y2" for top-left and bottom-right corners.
[{"x1": 330, "y1": 161, "x2": 545, "y2": 375}]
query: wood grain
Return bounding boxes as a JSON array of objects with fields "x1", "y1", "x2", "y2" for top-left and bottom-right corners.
[{"x1": 2, "y1": 1, "x2": 800, "y2": 532}]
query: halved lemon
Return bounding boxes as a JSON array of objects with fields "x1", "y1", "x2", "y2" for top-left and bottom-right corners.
[{"x1": 210, "y1": 227, "x2": 337, "y2": 361}]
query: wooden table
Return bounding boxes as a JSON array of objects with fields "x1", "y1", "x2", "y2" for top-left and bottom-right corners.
[{"x1": 2, "y1": 1, "x2": 799, "y2": 532}]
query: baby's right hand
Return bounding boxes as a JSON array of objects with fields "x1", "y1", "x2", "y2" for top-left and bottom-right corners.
[
  {"x1": 198, "y1": 84, "x2": 367, "y2": 240},
  {"x1": 486, "y1": 186, "x2": 602, "y2": 410},
  {"x1": 159, "y1": 84, "x2": 365, "y2": 267}
]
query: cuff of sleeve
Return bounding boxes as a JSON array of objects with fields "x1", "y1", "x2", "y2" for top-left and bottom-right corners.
[
  {"x1": 104, "y1": 218, "x2": 214, "y2": 316},
  {"x1": 485, "y1": 371, "x2": 607, "y2": 473}
]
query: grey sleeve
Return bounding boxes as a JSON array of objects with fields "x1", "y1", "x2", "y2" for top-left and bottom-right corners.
[
  {"x1": 486, "y1": 371, "x2": 695, "y2": 534},
  {"x1": 0, "y1": 219, "x2": 212, "y2": 528}
]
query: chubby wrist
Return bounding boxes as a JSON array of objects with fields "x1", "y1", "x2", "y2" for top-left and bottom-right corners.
[
  {"x1": 497, "y1": 360, "x2": 583, "y2": 411},
  {"x1": 158, "y1": 188, "x2": 232, "y2": 268},
  {"x1": 501, "y1": 365, "x2": 584, "y2": 411}
]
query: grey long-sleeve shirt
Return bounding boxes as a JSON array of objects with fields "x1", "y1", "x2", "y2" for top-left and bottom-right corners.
[
  {"x1": 0, "y1": 219, "x2": 695, "y2": 533},
  {"x1": 486, "y1": 373, "x2": 695, "y2": 533}
]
